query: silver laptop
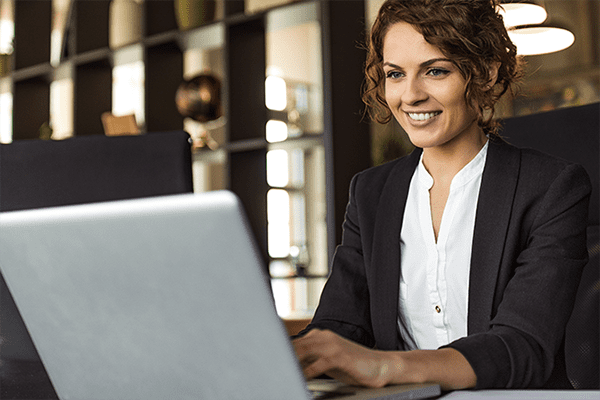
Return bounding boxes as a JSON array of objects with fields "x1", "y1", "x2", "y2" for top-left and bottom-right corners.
[{"x1": 0, "y1": 191, "x2": 440, "y2": 400}]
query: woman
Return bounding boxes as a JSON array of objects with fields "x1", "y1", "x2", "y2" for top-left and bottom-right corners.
[{"x1": 293, "y1": 0, "x2": 591, "y2": 391}]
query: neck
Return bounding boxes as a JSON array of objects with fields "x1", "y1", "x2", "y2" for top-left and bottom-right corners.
[{"x1": 421, "y1": 129, "x2": 487, "y2": 183}]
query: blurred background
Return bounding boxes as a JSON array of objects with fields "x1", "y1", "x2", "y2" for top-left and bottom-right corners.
[{"x1": 0, "y1": 0, "x2": 597, "y2": 319}]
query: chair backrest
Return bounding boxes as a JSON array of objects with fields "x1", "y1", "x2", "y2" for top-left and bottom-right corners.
[
  {"x1": 0, "y1": 131, "x2": 193, "y2": 212},
  {"x1": 0, "y1": 131, "x2": 193, "y2": 399},
  {"x1": 500, "y1": 102, "x2": 599, "y2": 389}
]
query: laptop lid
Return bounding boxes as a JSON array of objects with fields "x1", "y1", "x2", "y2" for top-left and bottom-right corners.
[{"x1": 0, "y1": 191, "x2": 309, "y2": 400}]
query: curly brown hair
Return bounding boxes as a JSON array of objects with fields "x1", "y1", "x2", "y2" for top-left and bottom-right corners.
[{"x1": 362, "y1": 0, "x2": 524, "y2": 135}]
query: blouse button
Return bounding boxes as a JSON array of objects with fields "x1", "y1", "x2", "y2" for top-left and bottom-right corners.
[{"x1": 435, "y1": 306, "x2": 441, "y2": 313}]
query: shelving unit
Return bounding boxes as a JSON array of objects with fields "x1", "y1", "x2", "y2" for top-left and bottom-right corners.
[{"x1": 0, "y1": 0, "x2": 372, "y2": 317}]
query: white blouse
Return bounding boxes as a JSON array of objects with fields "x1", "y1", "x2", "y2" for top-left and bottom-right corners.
[{"x1": 397, "y1": 141, "x2": 488, "y2": 350}]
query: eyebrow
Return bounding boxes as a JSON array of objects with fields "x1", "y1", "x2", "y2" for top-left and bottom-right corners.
[{"x1": 383, "y1": 58, "x2": 453, "y2": 69}]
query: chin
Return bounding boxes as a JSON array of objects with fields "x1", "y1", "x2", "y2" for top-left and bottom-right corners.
[{"x1": 403, "y1": 131, "x2": 446, "y2": 149}]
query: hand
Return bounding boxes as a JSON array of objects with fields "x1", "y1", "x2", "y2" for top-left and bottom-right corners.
[
  {"x1": 293, "y1": 328, "x2": 477, "y2": 391},
  {"x1": 292, "y1": 329, "x2": 397, "y2": 388}
]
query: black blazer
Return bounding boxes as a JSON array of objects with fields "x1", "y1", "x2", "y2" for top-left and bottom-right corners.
[{"x1": 303, "y1": 137, "x2": 591, "y2": 389}]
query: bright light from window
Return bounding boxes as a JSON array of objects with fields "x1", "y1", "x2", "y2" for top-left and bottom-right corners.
[
  {"x1": 267, "y1": 149, "x2": 289, "y2": 187},
  {"x1": 50, "y1": 0, "x2": 70, "y2": 66},
  {"x1": 113, "y1": 61, "x2": 145, "y2": 125},
  {"x1": 50, "y1": 29, "x2": 62, "y2": 66},
  {"x1": 0, "y1": 1, "x2": 14, "y2": 54},
  {"x1": 50, "y1": 79, "x2": 73, "y2": 139},
  {"x1": 271, "y1": 279, "x2": 292, "y2": 317},
  {"x1": 268, "y1": 189, "x2": 290, "y2": 258},
  {"x1": 290, "y1": 148, "x2": 305, "y2": 186},
  {"x1": 271, "y1": 278, "x2": 310, "y2": 318},
  {"x1": 268, "y1": 188, "x2": 290, "y2": 223},
  {"x1": 265, "y1": 75, "x2": 286, "y2": 111},
  {"x1": 266, "y1": 119, "x2": 288, "y2": 143},
  {"x1": 0, "y1": 92, "x2": 12, "y2": 143}
]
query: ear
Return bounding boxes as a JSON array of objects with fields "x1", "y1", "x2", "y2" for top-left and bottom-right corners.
[{"x1": 485, "y1": 62, "x2": 501, "y2": 90}]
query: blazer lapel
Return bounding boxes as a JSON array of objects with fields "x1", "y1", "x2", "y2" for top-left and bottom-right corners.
[
  {"x1": 370, "y1": 149, "x2": 421, "y2": 350},
  {"x1": 468, "y1": 139, "x2": 521, "y2": 334}
]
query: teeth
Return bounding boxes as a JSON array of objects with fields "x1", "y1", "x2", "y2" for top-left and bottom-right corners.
[{"x1": 408, "y1": 112, "x2": 440, "y2": 121}]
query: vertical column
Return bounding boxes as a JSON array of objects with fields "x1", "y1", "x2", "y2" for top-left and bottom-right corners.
[
  {"x1": 75, "y1": 60, "x2": 112, "y2": 136},
  {"x1": 14, "y1": 1, "x2": 51, "y2": 69},
  {"x1": 145, "y1": 42, "x2": 184, "y2": 132},
  {"x1": 226, "y1": 15, "x2": 269, "y2": 266},
  {"x1": 321, "y1": 0, "x2": 371, "y2": 257}
]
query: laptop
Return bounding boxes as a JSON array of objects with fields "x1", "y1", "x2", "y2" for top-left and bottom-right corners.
[{"x1": 0, "y1": 191, "x2": 440, "y2": 400}]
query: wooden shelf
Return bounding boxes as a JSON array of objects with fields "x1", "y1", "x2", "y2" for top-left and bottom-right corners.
[{"x1": 10, "y1": 63, "x2": 54, "y2": 83}]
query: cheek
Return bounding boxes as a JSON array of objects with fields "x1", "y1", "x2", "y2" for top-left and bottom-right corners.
[
  {"x1": 444, "y1": 83, "x2": 472, "y2": 113},
  {"x1": 452, "y1": 95, "x2": 477, "y2": 122},
  {"x1": 383, "y1": 82, "x2": 392, "y2": 104},
  {"x1": 384, "y1": 83, "x2": 400, "y2": 108}
]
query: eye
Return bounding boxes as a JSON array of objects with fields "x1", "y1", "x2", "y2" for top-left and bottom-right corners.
[
  {"x1": 386, "y1": 70, "x2": 404, "y2": 80},
  {"x1": 426, "y1": 68, "x2": 450, "y2": 77}
]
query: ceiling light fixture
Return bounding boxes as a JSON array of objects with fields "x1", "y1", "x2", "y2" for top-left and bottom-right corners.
[
  {"x1": 507, "y1": 25, "x2": 575, "y2": 56},
  {"x1": 498, "y1": 3, "x2": 547, "y2": 29},
  {"x1": 499, "y1": 2, "x2": 575, "y2": 56}
]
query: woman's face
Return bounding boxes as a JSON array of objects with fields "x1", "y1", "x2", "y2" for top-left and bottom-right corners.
[{"x1": 383, "y1": 22, "x2": 482, "y2": 150}]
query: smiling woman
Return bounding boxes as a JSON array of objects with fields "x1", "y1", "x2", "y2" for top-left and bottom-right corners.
[
  {"x1": 363, "y1": 0, "x2": 522, "y2": 135},
  {"x1": 382, "y1": 22, "x2": 485, "y2": 154},
  {"x1": 293, "y1": 0, "x2": 591, "y2": 391}
]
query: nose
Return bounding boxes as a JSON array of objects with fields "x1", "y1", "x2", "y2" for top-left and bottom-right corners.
[{"x1": 401, "y1": 76, "x2": 427, "y2": 105}]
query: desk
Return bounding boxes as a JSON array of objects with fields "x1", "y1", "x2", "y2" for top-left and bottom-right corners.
[
  {"x1": 0, "y1": 358, "x2": 57, "y2": 399},
  {"x1": 439, "y1": 390, "x2": 600, "y2": 399},
  {"x1": 1, "y1": 358, "x2": 599, "y2": 400}
]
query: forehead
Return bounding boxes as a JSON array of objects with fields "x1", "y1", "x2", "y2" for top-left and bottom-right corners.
[{"x1": 382, "y1": 22, "x2": 445, "y2": 64}]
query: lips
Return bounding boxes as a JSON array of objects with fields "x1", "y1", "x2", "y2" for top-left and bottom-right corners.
[{"x1": 407, "y1": 111, "x2": 441, "y2": 121}]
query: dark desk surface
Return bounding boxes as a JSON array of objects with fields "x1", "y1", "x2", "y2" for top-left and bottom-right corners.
[
  {"x1": 2, "y1": 358, "x2": 599, "y2": 400},
  {"x1": 439, "y1": 390, "x2": 600, "y2": 399},
  {"x1": 0, "y1": 358, "x2": 57, "y2": 400}
]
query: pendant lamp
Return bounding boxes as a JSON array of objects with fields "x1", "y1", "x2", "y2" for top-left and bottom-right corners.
[{"x1": 498, "y1": 2, "x2": 575, "y2": 56}]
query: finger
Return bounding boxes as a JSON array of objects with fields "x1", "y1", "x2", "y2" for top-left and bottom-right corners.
[
  {"x1": 303, "y1": 357, "x2": 363, "y2": 387},
  {"x1": 302, "y1": 356, "x2": 335, "y2": 380},
  {"x1": 292, "y1": 329, "x2": 331, "y2": 358}
]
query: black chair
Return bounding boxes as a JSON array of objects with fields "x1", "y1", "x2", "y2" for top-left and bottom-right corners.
[
  {"x1": 0, "y1": 131, "x2": 194, "y2": 399},
  {"x1": 500, "y1": 102, "x2": 599, "y2": 389}
]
